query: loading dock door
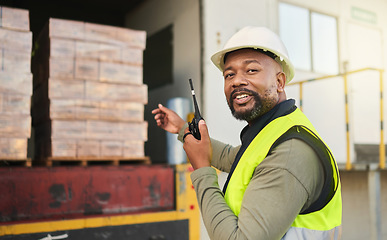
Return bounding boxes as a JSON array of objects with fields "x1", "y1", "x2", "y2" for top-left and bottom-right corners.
[{"x1": 346, "y1": 23, "x2": 384, "y2": 147}]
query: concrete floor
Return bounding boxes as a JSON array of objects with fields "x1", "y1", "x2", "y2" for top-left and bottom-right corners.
[{"x1": 340, "y1": 169, "x2": 387, "y2": 240}]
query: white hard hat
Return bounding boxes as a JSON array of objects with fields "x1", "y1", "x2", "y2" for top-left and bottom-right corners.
[{"x1": 211, "y1": 26, "x2": 295, "y2": 83}]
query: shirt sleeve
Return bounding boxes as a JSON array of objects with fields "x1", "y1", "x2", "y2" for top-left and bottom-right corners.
[
  {"x1": 177, "y1": 123, "x2": 240, "y2": 173},
  {"x1": 190, "y1": 138, "x2": 324, "y2": 240}
]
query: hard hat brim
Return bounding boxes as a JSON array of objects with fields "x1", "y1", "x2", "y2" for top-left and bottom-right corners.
[{"x1": 211, "y1": 45, "x2": 295, "y2": 83}]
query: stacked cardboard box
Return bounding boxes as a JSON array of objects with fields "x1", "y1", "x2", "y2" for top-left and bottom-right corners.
[
  {"x1": 0, "y1": 6, "x2": 32, "y2": 159},
  {"x1": 32, "y1": 18, "x2": 148, "y2": 164}
]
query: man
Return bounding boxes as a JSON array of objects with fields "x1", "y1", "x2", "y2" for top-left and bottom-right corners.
[{"x1": 152, "y1": 26, "x2": 342, "y2": 239}]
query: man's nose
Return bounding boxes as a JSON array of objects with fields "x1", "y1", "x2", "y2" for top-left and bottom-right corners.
[{"x1": 232, "y1": 74, "x2": 248, "y2": 88}]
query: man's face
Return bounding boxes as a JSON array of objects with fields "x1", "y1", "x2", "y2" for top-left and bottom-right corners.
[{"x1": 223, "y1": 49, "x2": 285, "y2": 123}]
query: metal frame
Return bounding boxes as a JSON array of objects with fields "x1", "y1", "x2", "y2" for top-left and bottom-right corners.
[{"x1": 288, "y1": 67, "x2": 385, "y2": 170}]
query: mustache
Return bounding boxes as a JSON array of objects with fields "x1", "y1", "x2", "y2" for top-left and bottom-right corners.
[{"x1": 229, "y1": 88, "x2": 258, "y2": 103}]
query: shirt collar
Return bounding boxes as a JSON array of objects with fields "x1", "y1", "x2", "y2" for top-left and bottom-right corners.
[{"x1": 239, "y1": 99, "x2": 297, "y2": 146}]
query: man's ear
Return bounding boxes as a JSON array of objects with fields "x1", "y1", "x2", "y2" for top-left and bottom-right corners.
[{"x1": 277, "y1": 72, "x2": 286, "y2": 93}]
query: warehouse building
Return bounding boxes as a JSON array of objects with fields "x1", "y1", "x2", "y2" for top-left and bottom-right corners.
[{"x1": 1, "y1": 0, "x2": 387, "y2": 239}]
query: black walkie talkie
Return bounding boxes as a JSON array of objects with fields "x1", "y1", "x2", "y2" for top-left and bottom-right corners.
[{"x1": 188, "y1": 79, "x2": 204, "y2": 140}]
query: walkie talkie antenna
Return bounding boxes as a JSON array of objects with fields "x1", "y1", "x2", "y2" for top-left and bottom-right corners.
[{"x1": 189, "y1": 79, "x2": 202, "y2": 119}]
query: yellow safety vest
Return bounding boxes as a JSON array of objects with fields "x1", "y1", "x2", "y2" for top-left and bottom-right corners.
[{"x1": 224, "y1": 108, "x2": 342, "y2": 239}]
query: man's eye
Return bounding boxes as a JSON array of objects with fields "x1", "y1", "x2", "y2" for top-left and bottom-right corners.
[
  {"x1": 248, "y1": 69, "x2": 258, "y2": 73},
  {"x1": 224, "y1": 73, "x2": 234, "y2": 79}
]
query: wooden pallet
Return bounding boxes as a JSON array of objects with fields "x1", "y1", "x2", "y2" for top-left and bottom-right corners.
[
  {"x1": 38, "y1": 156, "x2": 151, "y2": 167},
  {"x1": 0, "y1": 158, "x2": 32, "y2": 167}
]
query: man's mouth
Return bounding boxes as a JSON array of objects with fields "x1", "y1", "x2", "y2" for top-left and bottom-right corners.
[
  {"x1": 236, "y1": 93, "x2": 249, "y2": 100},
  {"x1": 232, "y1": 92, "x2": 253, "y2": 105}
]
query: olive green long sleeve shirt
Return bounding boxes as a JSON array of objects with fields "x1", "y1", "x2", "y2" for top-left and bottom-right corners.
[{"x1": 178, "y1": 124, "x2": 324, "y2": 240}]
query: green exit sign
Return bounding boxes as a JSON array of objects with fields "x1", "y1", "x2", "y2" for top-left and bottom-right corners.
[{"x1": 351, "y1": 7, "x2": 377, "y2": 24}]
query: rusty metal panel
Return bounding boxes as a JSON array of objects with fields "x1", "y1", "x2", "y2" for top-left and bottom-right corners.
[{"x1": 0, "y1": 165, "x2": 175, "y2": 223}]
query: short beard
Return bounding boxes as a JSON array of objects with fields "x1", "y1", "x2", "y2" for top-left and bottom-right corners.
[{"x1": 228, "y1": 88, "x2": 276, "y2": 122}]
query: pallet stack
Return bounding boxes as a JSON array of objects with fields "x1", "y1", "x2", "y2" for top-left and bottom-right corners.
[
  {"x1": 32, "y1": 18, "x2": 148, "y2": 166},
  {"x1": 0, "y1": 6, "x2": 32, "y2": 165}
]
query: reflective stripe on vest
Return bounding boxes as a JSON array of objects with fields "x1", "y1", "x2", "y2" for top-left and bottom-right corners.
[
  {"x1": 224, "y1": 108, "x2": 342, "y2": 238},
  {"x1": 282, "y1": 225, "x2": 342, "y2": 240}
]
